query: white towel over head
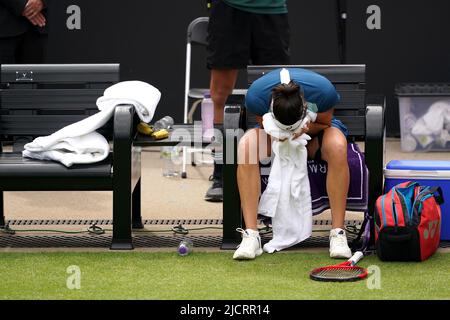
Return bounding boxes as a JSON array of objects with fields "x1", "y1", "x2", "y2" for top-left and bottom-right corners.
[{"x1": 259, "y1": 113, "x2": 312, "y2": 253}]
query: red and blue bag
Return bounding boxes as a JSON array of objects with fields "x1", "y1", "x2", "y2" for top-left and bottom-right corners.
[{"x1": 374, "y1": 181, "x2": 444, "y2": 261}]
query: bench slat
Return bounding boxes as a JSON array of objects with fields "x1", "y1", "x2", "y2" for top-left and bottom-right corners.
[
  {"x1": 1, "y1": 89, "x2": 104, "y2": 110},
  {"x1": 338, "y1": 115, "x2": 366, "y2": 137},
  {"x1": 247, "y1": 65, "x2": 366, "y2": 84},
  {"x1": 1, "y1": 64, "x2": 119, "y2": 83},
  {"x1": 336, "y1": 90, "x2": 366, "y2": 111},
  {"x1": 0, "y1": 115, "x2": 113, "y2": 136}
]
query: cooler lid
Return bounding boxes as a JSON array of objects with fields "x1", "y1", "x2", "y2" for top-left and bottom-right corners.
[
  {"x1": 385, "y1": 160, "x2": 450, "y2": 179},
  {"x1": 387, "y1": 160, "x2": 450, "y2": 171},
  {"x1": 395, "y1": 83, "x2": 450, "y2": 96}
]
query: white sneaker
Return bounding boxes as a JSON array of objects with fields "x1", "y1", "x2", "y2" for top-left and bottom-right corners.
[
  {"x1": 233, "y1": 228, "x2": 263, "y2": 260},
  {"x1": 329, "y1": 228, "x2": 352, "y2": 259}
]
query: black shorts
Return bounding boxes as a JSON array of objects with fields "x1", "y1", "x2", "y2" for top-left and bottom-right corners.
[{"x1": 206, "y1": 0, "x2": 290, "y2": 70}]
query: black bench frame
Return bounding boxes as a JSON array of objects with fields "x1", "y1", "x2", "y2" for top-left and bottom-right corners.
[
  {"x1": 0, "y1": 64, "x2": 143, "y2": 250},
  {"x1": 222, "y1": 65, "x2": 386, "y2": 249}
]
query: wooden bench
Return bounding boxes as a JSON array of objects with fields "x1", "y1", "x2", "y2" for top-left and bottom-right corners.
[
  {"x1": 0, "y1": 64, "x2": 142, "y2": 250},
  {"x1": 221, "y1": 65, "x2": 386, "y2": 249}
]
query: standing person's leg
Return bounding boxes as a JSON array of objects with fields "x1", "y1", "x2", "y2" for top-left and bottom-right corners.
[
  {"x1": 205, "y1": 0, "x2": 251, "y2": 202},
  {"x1": 233, "y1": 128, "x2": 271, "y2": 260},
  {"x1": 319, "y1": 127, "x2": 352, "y2": 258},
  {"x1": 16, "y1": 29, "x2": 47, "y2": 63},
  {"x1": 0, "y1": 35, "x2": 20, "y2": 64},
  {"x1": 210, "y1": 69, "x2": 238, "y2": 124},
  {"x1": 250, "y1": 12, "x2": 290, "y2": 66},
  {"x1": 204, "y1": 69, "x2": 238, "y2": 202},
  {"x1": 11, "y1": 30, "x2": 47, "y2": 149}
]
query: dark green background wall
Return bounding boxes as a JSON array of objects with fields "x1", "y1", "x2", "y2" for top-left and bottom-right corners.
[{"x1": 42, "y1": 0, "x2": 450, "y2": 136}]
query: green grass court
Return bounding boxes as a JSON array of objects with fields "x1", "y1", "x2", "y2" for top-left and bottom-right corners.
[{"x1": 1, "y1": 251, "x2": 449, "y2": 300}]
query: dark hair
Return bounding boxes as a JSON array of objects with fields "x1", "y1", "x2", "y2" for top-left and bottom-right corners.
[{"x1": 271, "y1": 81, "x2": 307, "y2": 126}]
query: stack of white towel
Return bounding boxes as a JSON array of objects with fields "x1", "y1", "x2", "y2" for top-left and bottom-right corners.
[
  {"x1": 405, "y1": 100, "x2": 450, "y2": 151},
  {"x1": 22, "y1": 81, "x2": 161, "y2": 167}
]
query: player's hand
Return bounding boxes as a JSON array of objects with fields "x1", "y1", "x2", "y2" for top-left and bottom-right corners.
[
  {"x1": 22, "y1": 0, "x2": 45, "y2": 19},
  {"x1": 292, "y1": 122, "x2": 310, "y2": 140}
]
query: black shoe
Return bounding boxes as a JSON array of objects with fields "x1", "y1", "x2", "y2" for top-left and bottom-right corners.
[
  {"x1": 205, "y1": 175, "x2": 223, "y2": 202},
  {"x1": 205, "y1": 162, "x2": 223, "y2": 202}
]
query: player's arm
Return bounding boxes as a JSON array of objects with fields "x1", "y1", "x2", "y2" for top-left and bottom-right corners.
[
  {"x1": 305, "y1": 75, "x2": 339, "y2": 136},
  {"x1": 305, "y1": 108, "x2": 333, "y2": 136}
]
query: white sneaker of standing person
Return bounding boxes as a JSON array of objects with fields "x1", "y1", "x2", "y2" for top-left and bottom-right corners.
[
  {"x1": 233, "y1": 228, "x2": 263, "y2": 260},
  {"x1": 329, "y1": 228, "x2": 352, "y2": 259}
]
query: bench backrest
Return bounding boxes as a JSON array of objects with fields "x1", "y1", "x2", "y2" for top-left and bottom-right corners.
[
  {"x1": 247, "y1": 65, "x2": 366, "y2": 139},
  {"x1": 0, "y1": 64, "x2": 119, "y2": 141}
]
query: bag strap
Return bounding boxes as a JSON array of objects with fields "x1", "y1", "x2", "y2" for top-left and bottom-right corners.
[
  {"x1": 404, "y1": 181, "x2": 419, "y2": 189},
  {"x1": 427, "y1": 187, "x2": 445, "y2": 205}
]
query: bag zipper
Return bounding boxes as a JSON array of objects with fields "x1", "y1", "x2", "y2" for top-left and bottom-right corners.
[
  {"x1": 391, "y1": 188, "x2": 398, "y2": 226},
  {"x1": 411, "y1": 187, "x2": 434, "y2": 226},
  {"x1": 394, "y1": 188, "x2": 410, "y2": 226}
]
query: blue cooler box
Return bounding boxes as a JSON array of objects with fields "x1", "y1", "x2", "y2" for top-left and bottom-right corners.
[{"x1": 384, "y1": 160, "x2": 450, "y2": 241}]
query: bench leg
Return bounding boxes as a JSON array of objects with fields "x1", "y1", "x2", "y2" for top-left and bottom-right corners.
[
  {"x1": 0, "y1": 191, "x2": 5, "y2": 227},
  {"x1": 132, "y1": 178, "x2": 144, "y2": 229},
  {"x1": 221, "y1": 142, "x2": 242, "y2": 250},
  {"x1": 111, "y1": 185, "x2": 134, "y2": 250},
  {"x1": 365, "y1": 102, "x2": 385, "y2": 250}
]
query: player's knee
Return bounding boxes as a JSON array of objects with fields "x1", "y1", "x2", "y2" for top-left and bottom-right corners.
[{"x1": 322, "y1": 137, "x2": 347, "y2": 165}]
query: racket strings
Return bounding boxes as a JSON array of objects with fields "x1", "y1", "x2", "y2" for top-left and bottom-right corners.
[{"x1": 314, "y1": 267, "x2": 365, "y2": 279}]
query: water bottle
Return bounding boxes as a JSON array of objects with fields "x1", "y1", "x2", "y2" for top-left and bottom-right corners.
[
  {"x1": 161, "y1": 146, "x2": 181, "y2": 178},
  {"x1": 153, "y1": 116, "x2": 174, "y2": 131},
  {"x1": 201, "y1": 92, "x2": 214, "y2": 142},
  {"x1": 178, "y1": 238, "x2": 193, "y2": 256}
]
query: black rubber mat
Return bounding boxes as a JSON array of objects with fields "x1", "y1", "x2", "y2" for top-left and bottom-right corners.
[
  {"x1": 2, "y1": 218, "x2": 446, "y2": 249},
  {"x1": 0, "y1": 230, "x2": 447, "y2": 249},
  {"x1": 0, "y1": 233, "x2": 337, "y2": 249},
  {"x1": 0, "y1": 219, "x2": 357, "y2": 249},
  {"x1": 4, "y1": 218, "x2": 361, "y2": 226}
]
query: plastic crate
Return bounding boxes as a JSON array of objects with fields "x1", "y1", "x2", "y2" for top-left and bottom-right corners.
[{"x1": 395, "y1": 83, "x2": 450, "y2": 152}]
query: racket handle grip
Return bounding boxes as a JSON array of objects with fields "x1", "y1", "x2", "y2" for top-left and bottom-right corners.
[{"x1": 349, "y1": 251, "x2": 364, "y2": 266}]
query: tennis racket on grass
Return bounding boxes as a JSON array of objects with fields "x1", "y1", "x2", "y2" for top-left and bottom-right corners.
[{"x1": 310, "y1": 251, "x2": 368, "y2": 282}]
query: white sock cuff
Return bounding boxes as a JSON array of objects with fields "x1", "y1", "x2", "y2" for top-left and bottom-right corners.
[
  {"x1": 330, "y1": 228, "x2": 346, "y2": 235},
  {"x1": 246, "y1": 229, "x2": 259, "y2": 236}
]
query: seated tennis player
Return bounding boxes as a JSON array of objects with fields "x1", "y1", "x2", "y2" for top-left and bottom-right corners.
[{"x1": 234, "y1": 68, "x2": 352, "y2": 260}]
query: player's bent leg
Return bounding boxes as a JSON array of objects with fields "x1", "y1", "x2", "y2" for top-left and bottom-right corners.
[
  {"x1": 233, "y1": 129, "x2": 270, "y2": 260},
  {"x1": 321, "y1": 127, "x2": 352, "y2": 259}
]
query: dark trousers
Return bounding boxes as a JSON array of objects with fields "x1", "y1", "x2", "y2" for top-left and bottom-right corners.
[{"x1": 0, "y1": 29, "x2": 48, "y2": 64}]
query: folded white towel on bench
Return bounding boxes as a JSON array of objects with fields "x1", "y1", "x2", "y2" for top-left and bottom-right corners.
[
  {"x1": 259, "y1": 113, "x2": 313, "y2": 253},
  {"x1": 23, "y1": 132, "x2": 110, "y2": 167},
  {"x1": 23, "y1": 81, "x2": 161, "y2": 167}
]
